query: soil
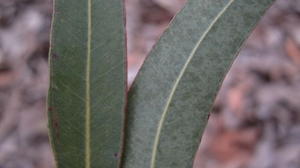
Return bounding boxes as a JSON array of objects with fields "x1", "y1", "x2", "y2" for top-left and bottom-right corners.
[{"x1": 0, "y1": 0, "x2": 300, "y2": 168}]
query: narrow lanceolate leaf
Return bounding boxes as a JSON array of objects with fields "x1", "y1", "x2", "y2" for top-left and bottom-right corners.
[
  {"x1": 48, "y1": 0, "x2": 126, "y2": 167},
  {"x1": 122, "y1": 0, "x2": 275, "y2": 168}
]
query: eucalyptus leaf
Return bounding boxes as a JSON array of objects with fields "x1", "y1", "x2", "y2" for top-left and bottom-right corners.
[
  {"x1": 47, "y1": 0, "x2": 126, "y2": 168},
  {"x1": 122, "y1": 0, "x2": 275, "y2": 168}
]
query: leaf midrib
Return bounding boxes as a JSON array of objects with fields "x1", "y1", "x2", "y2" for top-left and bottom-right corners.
[
  {"x1": 149, "y1": 0, "x2": 235, "y2": 167},
  {"x1": 85, "y1": 0, "x2": 92, "y2": 167}
]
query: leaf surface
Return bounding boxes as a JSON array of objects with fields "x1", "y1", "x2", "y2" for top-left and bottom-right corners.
[
  {"x1": 48, "y1": 0, "x2": 126, "y2": 168},
  {"x1": 122, "y1": 0, "x2": 275, "y2": 167}
]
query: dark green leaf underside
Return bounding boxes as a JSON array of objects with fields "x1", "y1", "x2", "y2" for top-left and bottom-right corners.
[{"x1": 48, "y1": 0, "x2": 126, "y2": 168}]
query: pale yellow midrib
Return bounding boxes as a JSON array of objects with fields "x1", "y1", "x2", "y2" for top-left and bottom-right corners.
[
  {"x1": 149, "y1": 0, "x2": 236, "y2": 167},
  {"x1": 85, "y1": 0, "x2": 92, "y2": 167}
]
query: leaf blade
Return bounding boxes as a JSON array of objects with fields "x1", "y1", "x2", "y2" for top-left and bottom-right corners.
[
  {"x1": 122, "y1": 0, "x2": 275, "y2": 167},
  {"x1": 48, "y1": 0, "x2": 126, "y2": 168},
  {"x1": 150, "y1": 1, "x2": 235, "y2": 165}
]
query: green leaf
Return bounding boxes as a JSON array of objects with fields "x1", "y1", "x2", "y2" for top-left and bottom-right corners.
[
  {"x1": 122, "y1": 0, "x2": 275, "y2": 167},
  {"x1": 47, "y1": 0, "x2": 126, "y2": 168}
]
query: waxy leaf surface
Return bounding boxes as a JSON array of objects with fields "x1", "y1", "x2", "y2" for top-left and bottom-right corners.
[{"x1": 48, "y1": 0, "x2": 126, "y2": 168}]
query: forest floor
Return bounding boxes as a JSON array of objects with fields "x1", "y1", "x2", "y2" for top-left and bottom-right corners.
[{"x1": 0, "y1": 0, "x2": 300, "y2": 168}]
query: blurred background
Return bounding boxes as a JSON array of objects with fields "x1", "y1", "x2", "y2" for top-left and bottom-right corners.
[{"x1": 0, "y1": 0, "x2": 300, "y2": 167}]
